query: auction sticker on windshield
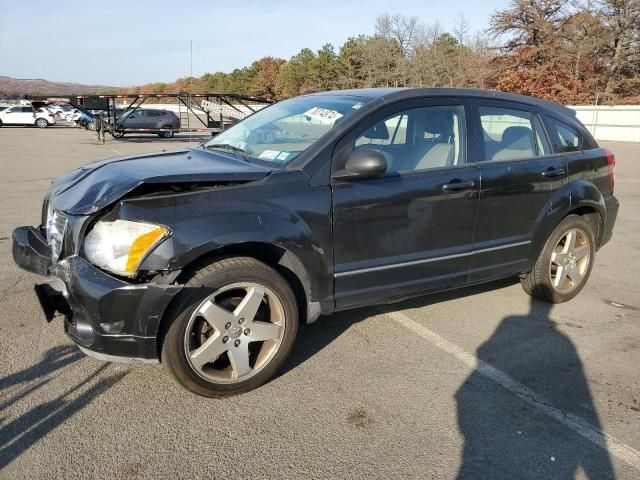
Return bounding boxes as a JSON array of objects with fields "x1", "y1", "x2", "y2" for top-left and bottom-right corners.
[
  {"x1": 304, "y1": 107, "x2": 344, "y2": 125},
  {"x1": 259, "y1": 150, "x2": 280, "y2": 160}
]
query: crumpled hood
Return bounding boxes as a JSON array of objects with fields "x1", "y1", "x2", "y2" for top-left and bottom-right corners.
[{"x1": 48, "y1": 147, "x2": 272, "y2": 215}]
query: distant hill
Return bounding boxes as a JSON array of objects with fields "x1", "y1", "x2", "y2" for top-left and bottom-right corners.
[{"x1": 0, "y1": 76, "x2": 115, "y2": 98}]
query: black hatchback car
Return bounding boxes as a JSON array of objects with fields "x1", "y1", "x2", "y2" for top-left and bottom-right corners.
[{"x1": 13, "y1": 88, "x2": 618, "y2": 397}]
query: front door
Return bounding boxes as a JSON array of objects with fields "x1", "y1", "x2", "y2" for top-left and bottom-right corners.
[
  {"x1": 3, "y1": 106, "x2": 32, "y2": 124},
  {"x1": 331, "y1": 99, "x2": 480, "y2": 308},
  {"x1": 468, "y1": 99, "x2": 568, "y2": 281}
]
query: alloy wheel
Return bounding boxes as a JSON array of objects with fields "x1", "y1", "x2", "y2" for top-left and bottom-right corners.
[
  {"x1": 548, "y1": 227, "x2": 591, "y2": 294},
  {"x1": 183, "y1": 282, "x2": 286, "y2": 383}
]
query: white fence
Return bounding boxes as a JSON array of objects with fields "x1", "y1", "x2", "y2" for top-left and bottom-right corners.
[{"x1": 569, "y1": 105, "x2": 640, "y2": 143}]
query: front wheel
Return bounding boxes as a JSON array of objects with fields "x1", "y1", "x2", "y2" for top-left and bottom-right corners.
[
  {"x1": 521, "y1": 215, "x2": 596, "y2": 303},
  {"x1": 162, "y1": 257, "x2": 298, "y2": 397},
  {"x1": 35, "y1": 118, "x2": 49, "y2": 128},
  {"x1": 111, "y1": 130, "x2": 125, "y2": 138}
]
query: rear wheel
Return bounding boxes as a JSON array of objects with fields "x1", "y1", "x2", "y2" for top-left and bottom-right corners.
[
  {"x1": 35, "y1": 118, "x2": 49, "y2": 128},
  {"x1": 159, "y1": 126, "x2": 174, "y2": 138},
  {"x1": 162, "y1": 257, "x2": 298, "y2": 397},
  {"x1": 111, "y1": 130, "x2": 125, "y2": 138},
  {"x1": 521, "y1": 215, "x2": 596, "y2": 303}
]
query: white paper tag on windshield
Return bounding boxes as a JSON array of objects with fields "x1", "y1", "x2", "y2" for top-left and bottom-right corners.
[
  {"x1": 259, "y1": 150, "x2": 280, "y2": 160},
  {"x1": 304, "y1": 107, "x2": 343, "y2": 125}
]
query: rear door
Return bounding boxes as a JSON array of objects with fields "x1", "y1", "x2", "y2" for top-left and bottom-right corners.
[
  {"x1": 141, "y1": 109, "x2": 161, "y2": 129},
  {"x1": 332, "y1": 98, "x2": 480, "y2": 308},
  {"x1": 21, "y1": 106, "x2": 36, "y2": 124},
  {"x1": 468, "y1": 99, "x2": 568, "y2": 281}
]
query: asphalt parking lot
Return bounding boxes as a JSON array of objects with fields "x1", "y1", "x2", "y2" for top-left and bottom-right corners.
[{"x1": 0, "y1": 126, "x2": 639, "y2": 479}]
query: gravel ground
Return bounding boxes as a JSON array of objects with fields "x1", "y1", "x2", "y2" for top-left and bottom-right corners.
[{"x1": 0, "y1": 127, "x2": 638, "y2": 479}]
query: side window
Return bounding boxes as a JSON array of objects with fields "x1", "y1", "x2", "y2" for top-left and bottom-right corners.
[
  {"x1": 353, "y1": 105, "x2": 466, "y2": 174},
  {"x1": 355, "y1": 113, "x2": 407, "y2": 147},
  {"x1": 549, "y1": 118, "x2": 583, "y2": 152},
  {"x1": 479, "y1": 107, "x2": 550, "y2": 162},
  {"x1": 22, "y1": 106, "x2": 34, "y2": 113}
]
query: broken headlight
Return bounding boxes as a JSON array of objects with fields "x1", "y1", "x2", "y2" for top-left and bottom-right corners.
[
  {"x1": 83, "y1": 219, "x2": 169, "y2": 277},
  {"x1": 46, "y1": 204, "x2": 67, "y2": 263}
]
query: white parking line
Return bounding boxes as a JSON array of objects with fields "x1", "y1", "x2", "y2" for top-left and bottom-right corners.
[
  {"x1": 109, "y1": 147, "x2": 123, "y2": 156},
  {"x1": 386, "y1": 310, "x2": 640, "y2": 471}
]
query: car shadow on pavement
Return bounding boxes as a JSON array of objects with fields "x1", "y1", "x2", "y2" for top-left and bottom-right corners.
[
  {"x1": 0, "y1": 346, "x2": 128, "y2": 470},
  {"x1": 455, "y1": 297, "x2": 616, "y2": 479},
  {"x1": 278, "y1": 277, "x2": 518, "y2": 378}
]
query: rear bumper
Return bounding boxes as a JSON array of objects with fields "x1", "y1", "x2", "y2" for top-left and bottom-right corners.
[
  {"x1": 600, "y1": 195, "x2": 619, "y2": 247},
  {"x1": 12, "y1": 225, "x2": 182, "y2": 361}
]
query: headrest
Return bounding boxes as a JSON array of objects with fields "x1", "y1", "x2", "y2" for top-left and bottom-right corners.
[
  {"x1": 425, "y1": 111, "x2": 454, "y2": 137},
  {"x1": 502, "y1": 126, "x2": 535, "y2": 150},
  {"x1": 362, "y1": 122, "x2": 390, "y2": 140}
]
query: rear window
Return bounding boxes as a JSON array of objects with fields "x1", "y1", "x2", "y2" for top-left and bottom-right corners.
[
  {"x1": 479, "y1": 107, "x2": 550, "y2": 162},
  {"x1": 548, "y1": 118, "x2": 583, "y2": 152}
]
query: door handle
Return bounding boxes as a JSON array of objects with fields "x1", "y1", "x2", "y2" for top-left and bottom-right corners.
[
  {"x1": 541, "y1": 168, "x2": 566, "y2": 178},
  {"x1": 442, "y1": 180, "x2": 475, "y2": 192}
]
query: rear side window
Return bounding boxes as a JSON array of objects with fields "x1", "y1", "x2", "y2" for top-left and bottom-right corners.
[
  {"x1": 22, "y1": 106, "x2": 34, "y2": 113},
  {"x1": 549, "y1": 118, "x2": 583, "y2": 152},
  {"x1": 479, "y1": 107, "x2": 550, "y2": 162}
]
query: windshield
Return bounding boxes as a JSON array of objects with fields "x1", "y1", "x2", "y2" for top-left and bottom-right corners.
[{"x1": 203, "y1": 95, "x2": 370, "y2": 165}]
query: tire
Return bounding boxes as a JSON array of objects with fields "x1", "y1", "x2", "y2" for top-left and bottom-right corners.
[
  {"x1": 111, "y1": 130, "x2": 125, "y2": 138},
  {"x1": 162, "y1": 256, "x2": 298, "y2": 397},
  {"x1": 521, "y1": 215, "x2": 596, "y2": 303},
  {"x1": 263, "y1": 131, "x2": 276, "y2": 143},
  {"x1": 159, "y1": 126, "x2": 174, "y2": 138},
  {"x1": 35, "y1": 118, "x2": 49, "y2": 128}
]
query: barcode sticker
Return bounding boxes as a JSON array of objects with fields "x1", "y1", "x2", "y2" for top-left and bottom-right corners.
[{"x1": 303, "y1": 107, "x2": 344, "y2": 125}]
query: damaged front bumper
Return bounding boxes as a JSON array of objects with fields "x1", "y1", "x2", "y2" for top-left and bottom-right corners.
[{"x1": 12, "y1": 225, "x2": 182, "y2": 362}]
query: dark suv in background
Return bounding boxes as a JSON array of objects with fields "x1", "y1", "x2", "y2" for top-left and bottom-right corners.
[
  {"x1": 13, "y1": 88, "x2": 618, "y2": 397},
  {"x1": 111, "y1": 108, "x2": 180, "y2": 138}
]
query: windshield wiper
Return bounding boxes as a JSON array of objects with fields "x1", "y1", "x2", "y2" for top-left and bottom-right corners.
[{"x1": 205, "y1": 143, "x2": 251, "y2": 155}]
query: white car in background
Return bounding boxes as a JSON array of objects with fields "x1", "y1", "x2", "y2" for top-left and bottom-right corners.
[
  {"x1": 49, "y1": 104, "x2": 75, "y2": 117},
  {"x1": 0, "y1": 105, "x2": 56, "y2": 128},
  {"x1": 64, "y1": 109, "x2": 83, "y2": 123}
]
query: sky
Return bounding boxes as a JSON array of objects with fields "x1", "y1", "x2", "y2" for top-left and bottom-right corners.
[{"x1": 0, "y1": 0, "x2": 507, "y2": 87}]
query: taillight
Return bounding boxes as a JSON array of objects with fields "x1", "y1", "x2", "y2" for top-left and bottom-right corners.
[{"x1": 604, "y1": 148, "x2": 615, "y2": 192}]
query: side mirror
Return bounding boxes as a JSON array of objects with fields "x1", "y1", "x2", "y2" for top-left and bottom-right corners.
[{"x1": 335, "y1": 149, "x2": 388, "y2": 180}]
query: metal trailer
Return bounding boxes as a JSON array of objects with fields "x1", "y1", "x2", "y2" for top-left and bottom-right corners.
[{"x1": 25, "y1": 92, "x2": 275, "y2": 143}]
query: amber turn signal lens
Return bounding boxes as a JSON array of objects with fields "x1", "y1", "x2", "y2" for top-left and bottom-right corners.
[{"x1": 125, "y1": 227, "x2": 168, "y2": 273}]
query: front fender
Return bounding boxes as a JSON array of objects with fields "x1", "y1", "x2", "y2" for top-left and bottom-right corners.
[{"x1": 110, "y1": 176, "x2": 334, "y2": 307}]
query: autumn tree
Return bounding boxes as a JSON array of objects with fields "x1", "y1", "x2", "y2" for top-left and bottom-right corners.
[
  {"x1": 250, "y1": 57, "x2": 285, "y2": 98},
  {"x1": 120, "y1": 9, "x2": 639, "y2": 104}
]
